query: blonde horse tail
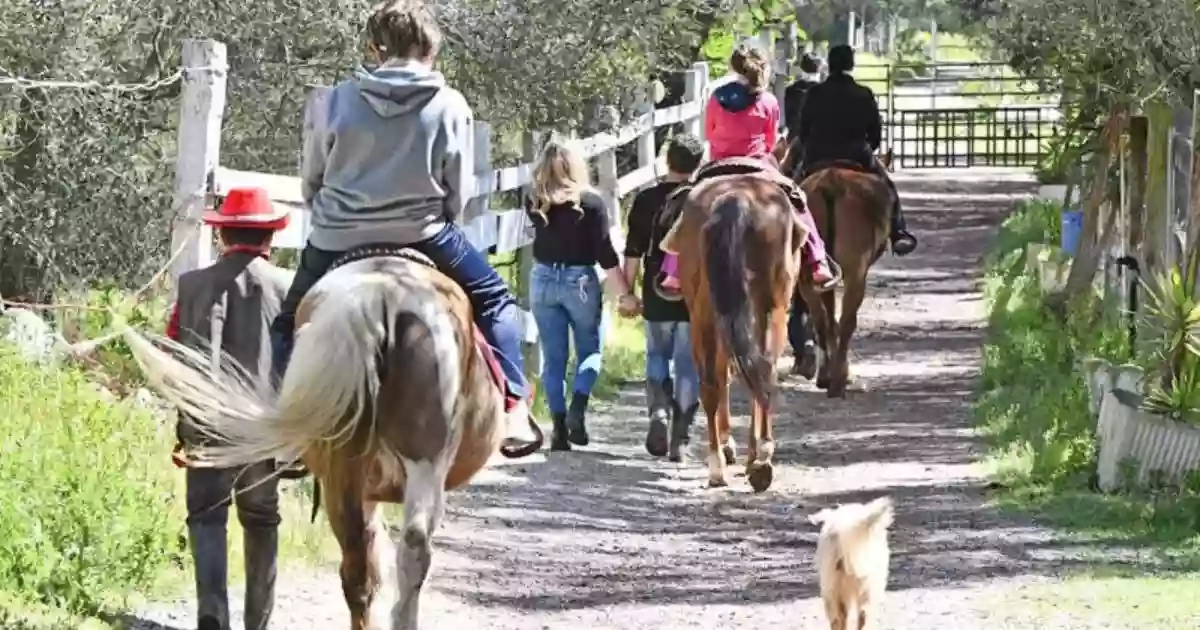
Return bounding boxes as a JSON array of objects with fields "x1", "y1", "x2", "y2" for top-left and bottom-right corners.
[{"x1": 119, "y1": 260, "x2": 461, "y2": 470}]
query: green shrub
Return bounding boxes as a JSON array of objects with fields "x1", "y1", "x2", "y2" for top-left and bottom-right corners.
[
  {"x1": 976, "y1": 200, "x2": 1127, "y2": 485},
  {"x1": 0, "y1": 348, "x2": 181, "y2": 617},
  {"x1": 54, "y1": 283, "x2": 170, "y2": 394}
]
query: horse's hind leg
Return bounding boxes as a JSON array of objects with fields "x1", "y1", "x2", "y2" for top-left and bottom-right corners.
[
  {"x1": 694, "y1": 321, "x2": 732, "y2": 487},
  {"x1": 325, "y1": 461, "x2": 377, "y2": 630},
  {"x1": 829, "y1": 274, "x2": 866, "y2": 399},
  {"x1": 747, "y1": 304, "x2": 787, "y2": 493},
  {"x1": 392, "y1": 455, "x2": 449, "y2": 629}
]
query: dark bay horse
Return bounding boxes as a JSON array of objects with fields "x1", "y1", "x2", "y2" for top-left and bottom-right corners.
[
  {"x1": 122, "y1": 252, "x2": 530, "y2": 630},
  {"x1": 780, "y1": 144, "x2": 894, "y2": 398},
  {"x1": 669, "y1": 166, "x2": 807, "y2": 491}
]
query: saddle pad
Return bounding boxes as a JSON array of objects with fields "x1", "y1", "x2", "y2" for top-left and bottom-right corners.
[{"x1": 473, "y1": 326, "x2": 518, "y2": 412}]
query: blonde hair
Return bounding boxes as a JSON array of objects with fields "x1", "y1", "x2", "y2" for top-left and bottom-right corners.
[
  {"x1": 530, "y1": 139, "x2": 590, "y2": 219},
  {"x1": 730, "y1": 45, "x2": 771, "y2": 93}
]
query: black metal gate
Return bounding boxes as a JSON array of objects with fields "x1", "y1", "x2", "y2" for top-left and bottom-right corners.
[{"x1": 859, "y1": 62, "x2": 1060, "y2": 169}]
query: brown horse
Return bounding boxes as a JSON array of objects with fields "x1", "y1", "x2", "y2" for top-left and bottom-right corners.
[
  {"x1": 121, "y1": 252, "x2": 528, "y2": 629},
  {"x1": 671, "y1": 165, "x2": 807, "y2": 491},
  {"x1": 781, "y1": 147, "x2": 894, "y2": 398}
]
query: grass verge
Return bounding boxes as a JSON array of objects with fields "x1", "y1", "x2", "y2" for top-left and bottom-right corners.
[{"x1": 975, "y1": 199, "x2": 1200, "y2": 579}]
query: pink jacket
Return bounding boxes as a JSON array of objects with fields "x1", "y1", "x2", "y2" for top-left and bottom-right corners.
[{"x1": 705, "y1": 83, "x2": 780, "y2": 161}]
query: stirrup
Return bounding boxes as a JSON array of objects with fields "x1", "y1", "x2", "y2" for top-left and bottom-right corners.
[
  {"x1": 813, "y1": 259, "x2": 843, "y2": 293},
  {"x1": 890, "y1": 232, "x2": 918, "y2": 256},
  {"x1": 499, "y1": 416, "x2": 545, "y2": 459},
  {"x1": 652, "y1": 271, "x2": 685, "y2": 303}
]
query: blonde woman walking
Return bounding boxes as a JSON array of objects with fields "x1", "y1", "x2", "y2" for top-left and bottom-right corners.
[{"x1": 527, "y1": 140, "x2": 639, "y2": 451}]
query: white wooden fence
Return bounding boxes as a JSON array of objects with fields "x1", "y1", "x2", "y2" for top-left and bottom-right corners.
[{"x1": 169, "y1": 35, "x2": 794, "y2": 343}]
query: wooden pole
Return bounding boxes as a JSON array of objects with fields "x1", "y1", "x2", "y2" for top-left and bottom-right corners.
[{"x1": 171, "y1": 39, "x2": 227, "y2": 288}]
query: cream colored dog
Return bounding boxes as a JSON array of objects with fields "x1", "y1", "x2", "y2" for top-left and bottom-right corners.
[{"x1": 808, "y1": 497, "x2": 895, "y2": 630}]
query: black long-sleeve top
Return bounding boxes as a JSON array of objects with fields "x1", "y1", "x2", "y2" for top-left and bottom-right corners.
[
  {"x1": 527, "y1": 190, "x2": 621, "y2": 269},
  {"x1": 799, "y1": 73, "x2": 882, "y2": 152}
]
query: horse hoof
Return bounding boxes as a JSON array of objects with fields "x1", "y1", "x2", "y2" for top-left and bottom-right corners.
[
  {"x1": 747, "y1": 462, "x2": 774, "y2": 493},
  {"x1": 815, "y1": 376, "x2": 830, "y2": 390},
  {"x1": 797, "y1": 355, "x2": 817, "y2": 381},
  {"x1": 722, "y1": 444, "x2": 736, "y2": 465},
  {"x1": 707, "y1": 478, "x2": 729, "y2": 489}
]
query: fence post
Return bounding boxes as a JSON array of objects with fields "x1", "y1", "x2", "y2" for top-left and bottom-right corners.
[
  {"x1": 171, "y1": 39, "x2": 227, "y2": 288},
  {"x1": 636, "y1": 84, "x2": 657, "y2": 171},
  {"x1": 518, "y1": 130, "x2": 542, "y2": 374},
  {"x1": 684, "y1": 62, "x2": 708, "y2": 142},
  {"x1": 465, "y1": 121, "x2": 492, "y2": 226}
]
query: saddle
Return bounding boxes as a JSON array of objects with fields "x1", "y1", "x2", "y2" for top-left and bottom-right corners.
[
  {"x1": 659, "y1": 157, "x2": 809, "y2": 230},
  {"x1": 329, "y1": 244, "x2": 512, "y2": 411}
]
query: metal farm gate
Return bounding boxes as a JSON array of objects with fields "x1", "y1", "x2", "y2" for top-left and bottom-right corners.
[{"x1": 858, "y1": 62, "x2": 1060, "y2": 169}]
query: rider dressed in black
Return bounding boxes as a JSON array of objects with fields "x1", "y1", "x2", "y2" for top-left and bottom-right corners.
[
  {"x1": 783, "y1": 53, "x2": 822, "y2": 146},
  {"x1": 798, "y1": 45, "x2": 917, "y2": 256}
]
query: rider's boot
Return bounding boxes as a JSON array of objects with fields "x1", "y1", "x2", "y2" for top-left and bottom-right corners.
[
  {"x1": 190, "y1": 523, "x2": 231, "y2": 630},
  {"x1": 242, "y1": 526, "x2": 278, "y2": 630},
  {"x1": 875, "y1": 165, "x2": 917, "y2": 256},
  {"x1": 889, "y1": 199, "x2": 918, "y2": 256},
  {"x1": 668, "y1": 401, "x2": 698, "y2": 463},
  {"x1": 565, "y1": 391, "x2": 591, "y2": 446},
  {"x1": 655, "y1": 253, "x2": 684, "y2": 301},
  {"x1": 549, "y1": 411, "x2": 570, "y2": 451},
  {"x1": 644, "y1": 379, "x2": 672, "y2": 457},
  {"x1": 502, "y1": 397, "x2": 544, "y2": 457}
]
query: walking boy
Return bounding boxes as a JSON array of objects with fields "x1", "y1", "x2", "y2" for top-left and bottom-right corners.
[
  {"x1": 167, "y1": 187, "x2": 292, "y2": 630},
  {"x1": 268, "y1": 0, "x2": 540, "y2": 458},
  {"x1": 622, "y1": 133, "x2": 705, "y2": 462}
]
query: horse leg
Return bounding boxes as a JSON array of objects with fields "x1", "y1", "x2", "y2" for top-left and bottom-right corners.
[
  {"x1": 747, "y1": 303, "x2": 787, "y2": 493},
  {"x1": 392, "y1": 455, "x2": 449, "y2": 629},
  {"x1": 829, "y1": 274, "x2": 865, "y2": 399},
  {"x1": 325, "y1": 461, "x2": 375, "y2": 630},
  {"x1": 695, "y1": 320, "x2": 731, "y2": 488},
  {"x1": 815, "y1": 290, "x2": 838, "y2": 390}
]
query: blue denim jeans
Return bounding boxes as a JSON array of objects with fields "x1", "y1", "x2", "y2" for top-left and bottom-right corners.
[
  {"x1": 530, "y1": 263, "x2": 604, "y2": 416},
  {"x1": 787, "y1": 287, "x2": 812, "y2": 356},
  {"x1": 644, "y1": 321, "x2": 698, "y2": 410},
  {"x1": 269, "y1": 223, "x2": 528, "y2": 398}
]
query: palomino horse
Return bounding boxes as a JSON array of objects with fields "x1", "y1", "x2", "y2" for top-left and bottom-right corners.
[
  {"x1": 669, "y1": 159, "x2": 807, "y2": 491},
  {"x1": 121, "y1": 250, "x2": 538, "y2": 629},
  {"x1": 780, "y1": 146, "x2": 894, "y2": 398}
]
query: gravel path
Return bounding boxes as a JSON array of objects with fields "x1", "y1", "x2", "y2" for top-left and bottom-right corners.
[{"x1": 128, "y1": 169, "x2": 1115, "y2": 629}]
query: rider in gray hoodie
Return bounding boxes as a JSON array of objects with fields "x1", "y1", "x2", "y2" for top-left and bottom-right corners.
[{"x1": 269, "y1": 0, "x2": 541, "y2": 458}]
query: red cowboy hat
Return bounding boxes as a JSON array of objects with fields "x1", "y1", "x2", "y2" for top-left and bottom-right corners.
[{"x1": 203, "y1": 187, "x2": 290, "y2": 230}]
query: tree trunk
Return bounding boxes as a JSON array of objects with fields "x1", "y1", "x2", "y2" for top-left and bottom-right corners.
[{"x1": 1049, "y1": 104, "x2": 1126, "y2": 310}]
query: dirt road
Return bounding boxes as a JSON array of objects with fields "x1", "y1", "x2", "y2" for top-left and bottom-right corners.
[{"x1": 133, "y1": 169, "x2": 1101, "y2": 629}]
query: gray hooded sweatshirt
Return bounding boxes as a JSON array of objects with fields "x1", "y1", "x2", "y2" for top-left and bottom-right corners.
[{"x1": 300, "y1": 60, "x2": 474, "y2": 251}]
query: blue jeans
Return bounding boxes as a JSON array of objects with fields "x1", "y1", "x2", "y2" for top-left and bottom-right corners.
[
  {"x1": 787, "y1": 288, "x2": 812, "y2": 356},
  {"x1": 530, "y1": 263, "x2": 604, "y2": 416},
  {"x1": 269, "y1": 223, "x2": 528, "y2": 398},
  {"x1": 644, "y1": 321, "x2": 698, "y2": 410}
]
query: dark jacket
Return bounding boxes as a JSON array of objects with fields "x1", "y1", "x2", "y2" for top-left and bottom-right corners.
[
  {"x1": 169, "y1": 252, "x2": 292, "y2": 451},
  {"x1": 798, "y1": 73, "x2": 882, "y2": 164},
  {"x1": 783, "y1": 77, "x2": 819, "y2": 141}
]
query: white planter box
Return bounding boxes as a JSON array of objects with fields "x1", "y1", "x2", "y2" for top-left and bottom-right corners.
[
  {"x1": 1096, "y1": 389, "x2": 1200, "y2": 491},
  {"x1": 1038, "y1": 259, "x2": 1070, "y2": 294},
  {"x1": 1037, "y1": 184, "x2": 1068, "y2": 204},
  {"x1": 1082, "y1": 357, "x2": 1144, "y2": 415}
]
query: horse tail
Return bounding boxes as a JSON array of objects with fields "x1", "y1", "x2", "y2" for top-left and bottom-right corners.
[
  {"x1": 818, "y1": 178, "x2": 839, "y2": 261},
  {"x1": 119, "y1": 261, "x2": 460, "y2": 470},
  {"x1": 703, "y1": 193, "x2": 774, "y2": 408}
]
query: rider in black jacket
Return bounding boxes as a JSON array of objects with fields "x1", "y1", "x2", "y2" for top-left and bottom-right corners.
[
  {"x1": 783, "y1": 53, "x2": 822, "y2": 146},
  {"x1": 798, "y1": 45, "x2": 917, "y2": 256}
]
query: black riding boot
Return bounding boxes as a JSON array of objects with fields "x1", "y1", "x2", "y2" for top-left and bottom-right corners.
[
  {"x1": 190, "y1": 523, "x2": 230, "y2": 630},
  {"x1": 644, "y1": 379, "x2": 673, "y2": 457},
  {"x1": 242, "y1": 526, "x2": 278, "y2": 630},
  {"x1": 881, "y1": 176, "x2": 917, "y2": 256},
  {"x1": 668, "y1": 402, "x2": 698, "y2": 463},
  {"x1": 565, "y1": 392, "x2": 590, "y2": 446},
  {"x1": 550, "y1": 412, "x2": 570, "y2": 451}
]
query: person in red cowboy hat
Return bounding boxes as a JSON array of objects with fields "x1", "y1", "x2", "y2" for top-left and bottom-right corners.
[{"x1": 165, "y1": 186, "x2": 294, "y2": 630}]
